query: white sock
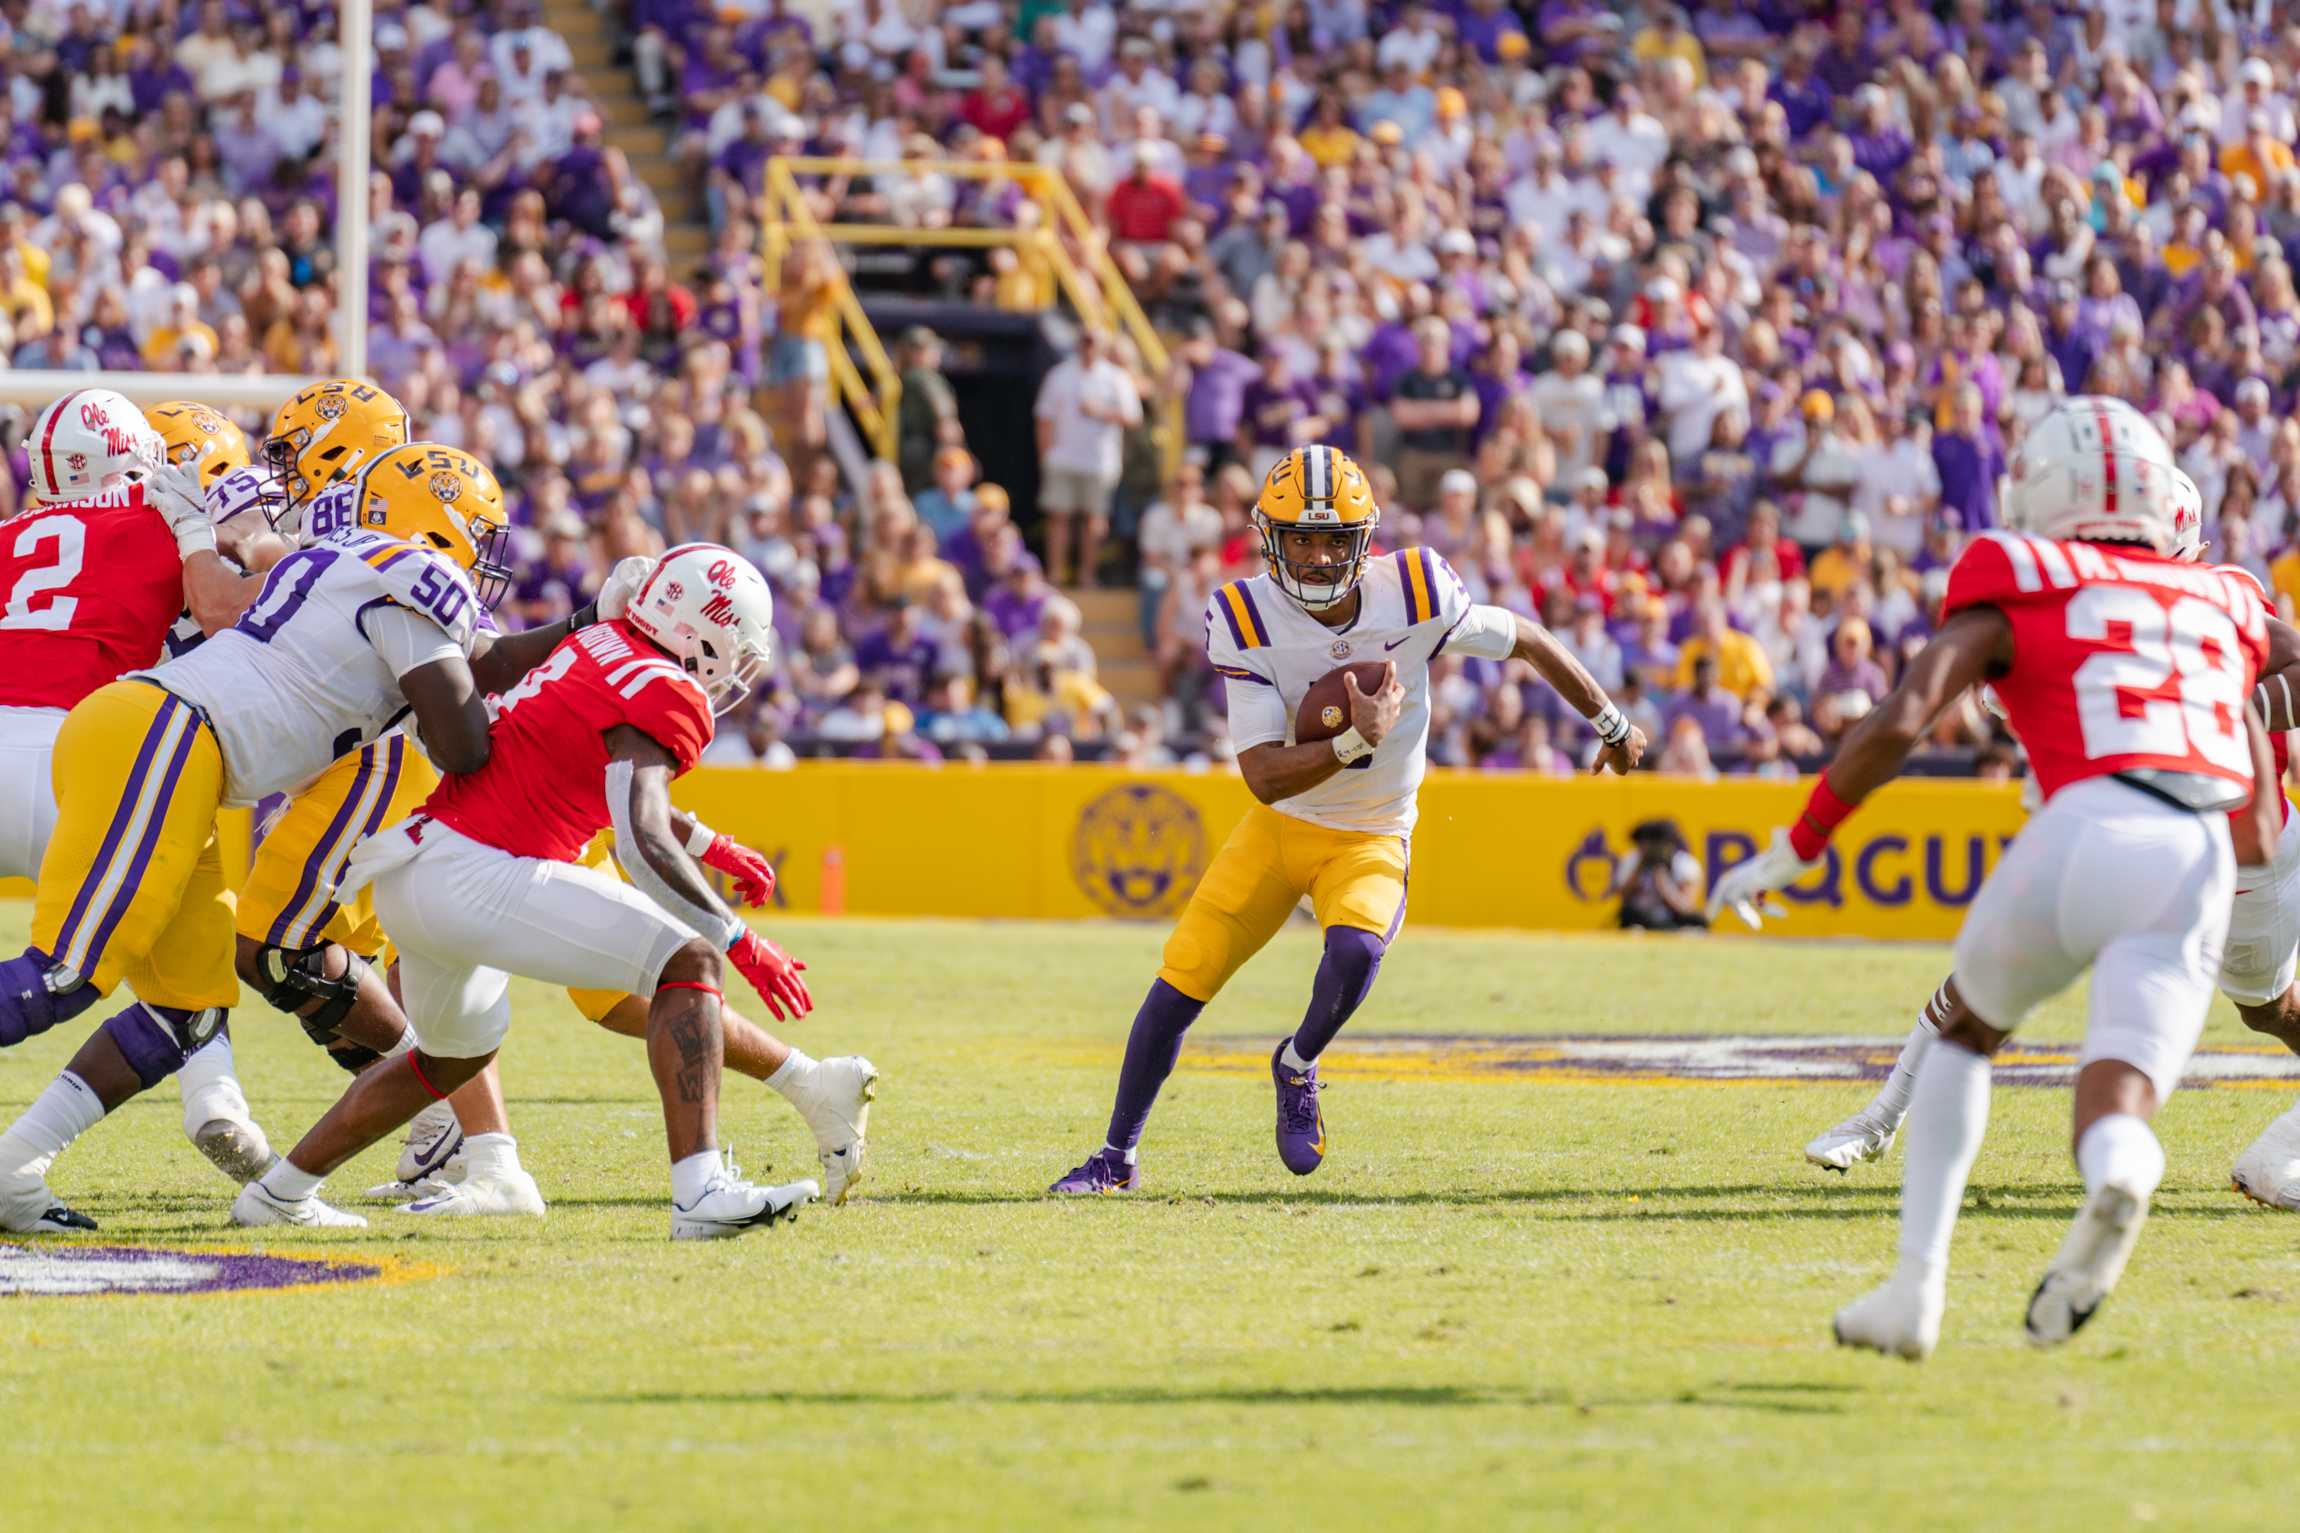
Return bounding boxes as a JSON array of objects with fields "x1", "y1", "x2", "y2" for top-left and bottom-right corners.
[
  {"x1": 670, "y1": 1148, "x2": 721, "y2": 1207},
  {"x1": 261, "y1": 1158, "x2": 323, "y2": 1201},
  {"x1": 2076, "y1": 1113, "x2": 2165, "y2": 1198},
  {"x1": 460, "y1": 1132, "x2": 521, "y2": 1179},
  {"x1": 1280, "y1": 1037, "x2": 1313, "y2": 1073},
  {"x1": 763, "y1": 1049, "x2": 818, "y2": 1098},
  {"x1": 1894, "y1": 1043, "x2": 1993, "y2": 1291},
  {"x1": 0, "y1": 1072, "x2": 107, "y2": 1174},
  {"x1": 177, "y1": 1034, "x2": 246, "y2": 1132},
  {"x1": 1102, "y1": 1142, "x2": 1138, "y2": 1165},
  {"x1": 1870, "y1": 1005, "x2": 1942, "y2": 1121}
]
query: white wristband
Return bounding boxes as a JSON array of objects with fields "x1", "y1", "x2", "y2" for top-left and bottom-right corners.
[
  {"x1": 1590, "y1": 702, "x2": 1630, "y2": 747},
  {"x1": 1332, "y1": 727, "x2": 1374, "y2": 764},
  {"x1": 684, "y1": 820, "x2": 716, "y2": 857},
  {"x1": 175, "y1": 520, "x2": 218, "y2": 560}
]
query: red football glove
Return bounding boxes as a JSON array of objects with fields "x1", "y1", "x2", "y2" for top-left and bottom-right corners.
[
  {"x1": 702, "y1": 835, "x2": 776, "y2": 908},
  {"x1": 729, "y1": 929, "x2": 812, "y2": 1021}
]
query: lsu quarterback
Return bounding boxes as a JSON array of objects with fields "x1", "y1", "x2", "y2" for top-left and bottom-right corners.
[{"x1": 1052, "y1": 446, "x2": 1646, "y2": 1194}]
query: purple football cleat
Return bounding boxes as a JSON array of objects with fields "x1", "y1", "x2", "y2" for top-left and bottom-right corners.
[
  {"x1": 1048, "y1": 1148, "x2": 1137, "y2": 1196},
  {"x1": 1272, "y1": 1042, "x2": 1327, "y2": 1175}
]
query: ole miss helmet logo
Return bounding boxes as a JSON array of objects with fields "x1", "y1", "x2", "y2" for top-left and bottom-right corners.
[{"x1": 706, "y1": 559, "x2": 737, "y2": 590}]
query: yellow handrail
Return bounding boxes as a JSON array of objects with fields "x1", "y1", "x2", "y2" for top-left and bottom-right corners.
[{"x1": 756, "y1": 156, "x2": 1180, "y2": 479}]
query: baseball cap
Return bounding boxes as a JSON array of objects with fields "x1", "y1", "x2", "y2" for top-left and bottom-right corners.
[
  {"x1": 975, "y1": 483, "x2": 1010, "y2": 513},
  {"x1": 2244, "y1": 57, "x2": 2275, "y2": 86},
  {"x1": 1582, "y1": 466, "x2": 1611, "y2": 493},
  {"x1": 1063, "y1": 102, "x2": 1094, "y2": 127},
  {"x1": 1610, "y1": 323, "x2": 1646, "y2": 350},
  {"x1": 1369, "y1": 120, "x2": 1405, "y2": 146},
  {"x1": 1439, "y1": 468, "x2": 1478, "y2": 497},
  {"x1": 1645, "y1": 276, "x2": 1681, "y2": 302},
  {"x1": 2050, "y1": 277, "x2": 2079, "y2": 303},
  {"x1": 1800, "y1": 389, "x2": 1835, "y2": 421},
  {"x1": 1436, "y1": 228, "x2": 1474, "y2": 255},
  {"x1": 408, "y1": 110, "x2": 446, "y2": 138},
  {"x1": 2239, "y1": 376, "x2": 2272, "y2": 404},
  {"x1": 1435, "y1": 87, "x2": 1467, "y2": 119}
]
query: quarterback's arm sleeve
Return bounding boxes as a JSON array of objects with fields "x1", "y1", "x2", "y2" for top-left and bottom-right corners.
[
  {"x1": 1224, "y1": 674, "x2": 1288, "y2": 751},
  {"x1": 361, "y1": 601, "x2": 467, "y2": 679},
  {"x1": 605, "y1": 754, "x2": 745, "y2": 951},
  {"x1": 1446, "y1": 603, "x2": 1521, "y2": 660}
]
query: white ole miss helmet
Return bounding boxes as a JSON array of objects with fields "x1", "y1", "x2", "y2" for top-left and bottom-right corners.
[
  {"x1": 625, "y1": 543, "x2": 775, "y2": 715},
  {"x1": 25, "y1": 388, "x2": 164, "y2": 503},
  {"x1": 2003, "y1": 396, "x2": 2184, "y2": 553},
  {"x1": 2166, "y1": 465, "x2": 2204, "y2": 560}
]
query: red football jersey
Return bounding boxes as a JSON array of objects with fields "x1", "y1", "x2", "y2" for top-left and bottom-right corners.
[
  {"x1": 0, "y1": 488, "x2": 184, "y2": 709},
  {"x1": 423, "y1": 619, "x2": 714, "y2": 862},
  {"x1": 1946, "y1": 532, "x2": 2270, "y2": 803}
]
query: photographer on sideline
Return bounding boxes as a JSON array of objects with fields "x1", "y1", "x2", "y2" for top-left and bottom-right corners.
[{"x1": 1611, "y1": 818, "x2": 1707, "y2": 932}]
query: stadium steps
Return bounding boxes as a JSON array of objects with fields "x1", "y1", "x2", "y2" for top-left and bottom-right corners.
[
  {"x1": 543, "y1": 0, "x2": 710, "y2": 268},
  {"x1": 1068, "y1": 587, "x2": 1160, "y2": 709}
]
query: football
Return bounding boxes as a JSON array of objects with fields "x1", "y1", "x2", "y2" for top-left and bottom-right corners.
[{"x1": 1293, "y1": 660, "x2": 1394, "y2": 743}]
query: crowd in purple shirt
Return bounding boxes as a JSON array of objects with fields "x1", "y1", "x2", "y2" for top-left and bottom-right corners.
[{"x1": 608, "y1": 0, "x2": 2300, "y2": 775}]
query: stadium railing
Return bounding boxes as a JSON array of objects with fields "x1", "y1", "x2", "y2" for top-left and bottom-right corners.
[{"x1": 758, "y1": 156, "x2": 1179, "y2": 476}]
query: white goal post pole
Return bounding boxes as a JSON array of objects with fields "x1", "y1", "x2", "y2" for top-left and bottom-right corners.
[{"x1": 336, "y1": 0, "x2": 372, "y2": 383}]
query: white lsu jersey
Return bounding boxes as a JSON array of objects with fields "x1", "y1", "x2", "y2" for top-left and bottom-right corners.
[
  {"x1": 1208, "y1": 546, "x2": 1479, "y2": 836},
  {"x1": 136, "y1": 526, "x2": 484, "y2": 806}
]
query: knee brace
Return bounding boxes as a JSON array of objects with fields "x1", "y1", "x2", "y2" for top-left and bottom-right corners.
[
  {"x1": 102, "y1": 1003, "x2": 227, "y2": 1090},
  {"x1": 252, "y1": 943, "x2": 370, "y2": 1047}
]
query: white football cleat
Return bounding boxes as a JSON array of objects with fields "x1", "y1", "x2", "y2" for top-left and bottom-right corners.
[
  {"x1": 1831, "y1": 1272, "x2": 1944, "y2": 1361},
  {"x1": 2026, "y1": 1183, "x2": 2149, "y2": 1346},
  {"x1": 1804, "y1": 1107, "x2": 1900, "y2": 1172},
  {"x1": 0, "y1": 1164, "x2": 96, "y2": 1234},
  {"x1": 231, "y1": 1181, "x2": 368, "y2": 1229},
  {"x1": 671, "y1": 1150, "x2": 818, "y2": 1241},
  {"x1": 785, "y1": 1055, "x2": 877, "y2": 1206},
  {"x1": 2230, "y1": 1104, "x2": 2300, "y2": 1210},
  {"x1": 395, "y1": 1099, "x2": 464, "y2": 1185},
  {"x1": 398, "y1": 1166, "x2": 546, "y2": 1218}
]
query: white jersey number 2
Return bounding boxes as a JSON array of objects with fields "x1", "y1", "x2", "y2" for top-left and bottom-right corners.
[
  {"x1": 0, "y1": 515, "x2": 85, "y2": 632},
  {"x1": 2067, "y1": 585, "x2": 2250, "y2": 773}
]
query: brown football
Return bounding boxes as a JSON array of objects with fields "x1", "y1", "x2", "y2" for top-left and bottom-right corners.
[{"x1": 1294, "y1": 660, "x2": 1395, "y2": 744}]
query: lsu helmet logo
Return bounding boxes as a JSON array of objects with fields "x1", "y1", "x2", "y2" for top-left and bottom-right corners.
[
  {"x1": 1072, "y1": 785, "x2": 1207, "y2": 919},
  {"x1": 1320, "y1": 705, "x2": 1344, "y2": 729},
  {"x1": 430, "y1": 469, "x2": 462, "y2": 503},
  {"x1": 316, "y1": 393, "x2": 347, "y2": 421}
]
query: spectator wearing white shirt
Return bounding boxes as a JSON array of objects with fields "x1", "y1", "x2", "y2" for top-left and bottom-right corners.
[
  {"x1": 1586, "y1": 84, "x2": 1669, "y2": 200},
  {"x1": 1655, "y1": 319, "x2": 1746, "y2": 468},
  {"x1": 1505, "y1": 140, "x2": 1584, "y2": 249},
  {"x1": 1134, "y1": 461, "x2": 1224, "y2": 643},
  {"x1": 1529, "y1": 328, "x2": 1611, "y2": 482},
  {"x1": 1376, "y1": 4, "x2": 1444, "y2": 76},
  {"x1": 2221, "y1": 57, "x2": 2297, "y2": 146},
  {"x1": 1770, "y1": 390, "x2": 1863, "y2": 549},
  {"x1": 419, "y1": 189, "x2": 498, "y2": 288},
  {"x1": 264, "y1": 68, "x2": 332, "y2": 164},
  {"x1": 1099, "y1": 40, "x2": 1180, "y2": 139},
  {"x1": 1034, "y1": 330, "x2": 1143, "y2": 588},
  {"x1": 1050, "y1": 0, "x2": 1118, "y2": 75},
  {"x1": 1852, "y1": 408, "x2": 1942, "y2": 556},
  {"x1": 1994, "y1": 130, "x2": 2049, "y2": 232}
]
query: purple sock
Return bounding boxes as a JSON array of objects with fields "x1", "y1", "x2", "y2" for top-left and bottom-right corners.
[
  {"x1": 1103, "y1": 979, "x2": 1205, "y2": 1154},
  {"x1": 1290, "y1": 927, "x2": 1386, "y2": 1064}
]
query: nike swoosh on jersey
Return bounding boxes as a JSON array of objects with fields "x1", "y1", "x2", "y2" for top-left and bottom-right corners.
[{"x1": 1384, "y1": 635, "x2": 1414, "y2": 650}]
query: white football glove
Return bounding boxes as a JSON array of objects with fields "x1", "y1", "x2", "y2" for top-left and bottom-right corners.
[
  {"x1": 1705, "y1": 827, "x2": 1821, "y2": 930},
  {"x1": 143, "y1": 460, "x2": 217, "y2": 559},
  {"x1": 596, "y1": 555, "x2": 656, "y2": 622}
]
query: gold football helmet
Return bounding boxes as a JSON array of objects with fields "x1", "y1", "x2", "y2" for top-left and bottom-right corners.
[
  {"x1": 148, "y1": 400, "x2": 252, "y2": 493},
  {"x1": 353, "y1": 443, "x2": 514, "y2": 608},
  {"x1": 1253, "y1": 444, "x2": 1381, "y2": 612},
  {"x1": 264, "y1": 378, "x2": 410, "y2": 507}
]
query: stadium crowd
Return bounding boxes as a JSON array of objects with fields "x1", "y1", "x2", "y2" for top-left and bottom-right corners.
[{"x1": 8, "y1": 1, "x2": 2300, "y2": 778}]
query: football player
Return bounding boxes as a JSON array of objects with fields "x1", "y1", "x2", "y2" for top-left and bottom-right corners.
[
  {"x1": 0, "y1": 390, "x2": 279, "y2": 1230},
  {"x1": 0, "y1": 440, "x2": 584, "y2": 1200},
  {"x1": 1051, "y1": 446, "x2": 1646, "y2": 1194},
  {"x1": 1802, "y1": 443, "x2": 2300, "y2": 1200},
  {"x1": 237, "y1": 386, "x2": 873, "y2": 1215},
  {"x1": 236, "y1": 545, "x2": 823, "y2": 1239},
  {"x1": 1713, "y1": 397, "x2": 2278, "y2": 1358}
]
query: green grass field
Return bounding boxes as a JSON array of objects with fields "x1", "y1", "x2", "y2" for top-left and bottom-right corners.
[{"x1": 4, "y1": 906, "x2": 2299, "y2": 1532}]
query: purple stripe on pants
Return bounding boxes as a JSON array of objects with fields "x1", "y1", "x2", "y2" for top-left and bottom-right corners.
[
  {"x1": 77, "y1": 705, "x2": 203, "y2": 975},
  {"x1": 1383, "y1": 838, "x2": 1412, "y2": 944},
  {"x1": 54, "y1": 693, "x2": 181, "y2": 965},
  {"x1": 264, "y1": 743, "x2": 383, "y2": 948}
]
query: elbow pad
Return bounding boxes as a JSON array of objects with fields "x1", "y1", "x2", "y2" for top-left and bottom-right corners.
[{"x1": 605, "y1": 757, "x2": 743, "y2": 950}]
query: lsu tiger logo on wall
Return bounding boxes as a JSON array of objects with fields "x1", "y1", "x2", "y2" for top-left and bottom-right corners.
[{"x1": 1071, "y1": 784, "x2": 1207, "y2": 919}]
